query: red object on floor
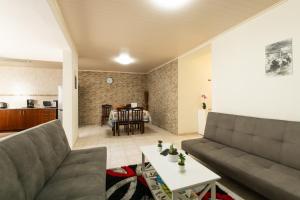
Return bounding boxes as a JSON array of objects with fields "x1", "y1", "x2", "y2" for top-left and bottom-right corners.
[
  {"x1": 106, "y1": 166, "x2": 136, "y2": 177},
  {"x1": 106, "y1": 165, "x2": 148, "y2": 187},
  {"x1": 202, "y1": 192, "x2": 234, "y2": 200}
]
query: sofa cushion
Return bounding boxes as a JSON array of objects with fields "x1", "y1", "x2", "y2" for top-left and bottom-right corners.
[
  {"x1": 0, "y1": 134, "x2": 46, "y2": 200},
  {"x1": 281, "y1": 122, "x2": 300, "y2": 170},
  {"x1": 182, "y1": 138, "x2": 247, "y2": 165},
  {"x1": 36, "y1": 147, "x2": 107, "y2": 200},
  {"x1": 0, "y1": 148, "x2": 25, "y2": 200},
  {"x1": 229, "y1": 154, "x2": 300, "y2": 200},
  {"x1": 61, "y1": 148, "x2": 106, "y2": 167},
  {"x1": 205, "y1": 113, "x2": 236, "y2": 147},
  {"x1": 26, "y1": 121, "x2": 71, "y2": 180},
  {"x1": 0, "y1": 120, "x2": 70, "y2": 200},
  {"x1": 252, "y1": 118, "x2": 286, "y2": 164},
  {"x1": 204, "y1": 112, "x2": 300, "y2": 170},
  {"x1": 36, "y1": 175, "x2": 105, "y2": 200},
  {"x1": 182, "y1": 138, "x2": 226, "y2": 159},
  {"x1": 182, "y1": 138, "x2": 300, "y2": 200},
  {"x1": 231, "y1": 116, "x2": 257, "y2": 153}
]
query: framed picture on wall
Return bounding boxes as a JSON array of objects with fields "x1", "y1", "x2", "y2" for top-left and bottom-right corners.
[{"x1": 265, "y1": 39, "x2": 293, "y2": 76}]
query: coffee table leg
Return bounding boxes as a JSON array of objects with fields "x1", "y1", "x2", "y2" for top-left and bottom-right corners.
[
  {"x1": 211, "y1": 182, "x2": 216, "y2": 200},
  {"x1": 172, "y1": 191, "x2": 178, "y2": 200},
  {"x1": 142, "y1": 153, "x2": 145, "y2": 171}
]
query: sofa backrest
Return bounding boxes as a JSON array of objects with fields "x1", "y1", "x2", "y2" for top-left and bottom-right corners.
[
  {"x1": 0, "y1": 120, "x2": 70, "y2": 200},
  {"x1": 205, "y1": 112, "x2": 300, "y2": 170}
]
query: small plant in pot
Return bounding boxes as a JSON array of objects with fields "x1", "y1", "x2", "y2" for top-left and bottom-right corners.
[
  {"x1": 157, "y1": 140, "x2": 163, "y2": 152},
  {"x1": 178, "y1": 153, "x2": 186, "y2": 172},
  {"x1": 168, "y1": 144, "x2": 178, "y2": 162}
]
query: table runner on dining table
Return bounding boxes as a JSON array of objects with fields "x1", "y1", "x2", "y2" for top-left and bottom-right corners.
[{"x1": 108, "y1": 109, "x2": 152, "y2": 126}]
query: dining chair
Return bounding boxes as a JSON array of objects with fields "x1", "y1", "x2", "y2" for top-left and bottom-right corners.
[
  {"x1": 101, "y1": 104, "x2": 112, "y2": 126},
  {"x1": 116, "y1": 108, "x2": 130, "y2": 136},
  {"x1": 130, "y1": 107, "x2": 144, "y2": 134}
]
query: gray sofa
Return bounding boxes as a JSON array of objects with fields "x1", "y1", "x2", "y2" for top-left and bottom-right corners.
[
  {"x1": 0, "y1": 120, "x2": 107, "y2": 200},
  {"x1": 182, "y1": 112, "x2": 300, "y2": 200}
]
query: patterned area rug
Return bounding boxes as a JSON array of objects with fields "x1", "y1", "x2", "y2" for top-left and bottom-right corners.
[{"x1": 106, "y1": 164, "x2": 235, "y2": 200}]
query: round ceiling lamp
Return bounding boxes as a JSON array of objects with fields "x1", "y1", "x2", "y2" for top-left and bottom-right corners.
[
  {"x1": 151, "y1": 0, "x2": 193, "y2": 10},
  {"x1": 114, "y1": 52, "x2": 135, "y2": 65}
]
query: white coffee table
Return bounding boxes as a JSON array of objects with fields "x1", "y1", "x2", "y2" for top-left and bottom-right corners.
[{"x1": 140, "y1": 144, "x2": 221, "y2": 200}]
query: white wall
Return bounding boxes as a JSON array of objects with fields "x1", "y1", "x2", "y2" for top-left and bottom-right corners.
[
  {"x1": 178, "y1": 45, "x2": 212, "y2": 134},
  {"x1": 0, "y1": 65, "x2": 62, "y2": 108},
  {"x1": 62, "y1": 50, "x2": 78, "y2": 146},
  {"x1": 47, "y1": 0, "x2": 79, "y2": 147},
  {"x1": 212, "y1": 0, "x2": 300, "y2": 121}
]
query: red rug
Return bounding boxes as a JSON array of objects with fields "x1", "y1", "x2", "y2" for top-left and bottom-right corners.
[{"x1": 106, "y1": 164, "x2": 234, "y2": 200}]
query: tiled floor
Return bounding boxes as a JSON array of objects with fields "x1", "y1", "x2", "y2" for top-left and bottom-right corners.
[{"x1": 74, "y1": 124, "x2": 201, "y2": 169}]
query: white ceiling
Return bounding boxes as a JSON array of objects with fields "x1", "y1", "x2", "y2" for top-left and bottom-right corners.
[
  {"x1": 0, "y1": 0, "x2": 69, "y2": 62},
  {"x1": 58, "y1": 0, "x2": 281, "y2": 73}
]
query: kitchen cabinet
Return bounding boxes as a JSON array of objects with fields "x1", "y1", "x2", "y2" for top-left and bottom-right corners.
[
  {"x1": 23, "y1": 109, "x2": 40, "y2": 129},
  {"x1": 0, "y1": 109, "x2": 23, "y2": 131},
  {"x1": 0, "y1": 108, "x2": 57, "y2": 132}
]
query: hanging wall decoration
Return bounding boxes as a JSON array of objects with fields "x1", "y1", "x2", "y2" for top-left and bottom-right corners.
[{"x1": 265, "y1": 39, "x2": 293, "y2": 76}]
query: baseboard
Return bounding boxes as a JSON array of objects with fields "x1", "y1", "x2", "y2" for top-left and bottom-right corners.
[{"x1": 177, "y1": 132, "x2": 200, "y2": 136}]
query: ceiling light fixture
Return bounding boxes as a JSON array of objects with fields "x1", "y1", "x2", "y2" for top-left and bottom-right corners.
[
  {"x1": 114, "y1": 52, "x2": 135, "y2": 65},
  {"x1": 151, "y1": 0, "x2": 192, "y2": 10}
]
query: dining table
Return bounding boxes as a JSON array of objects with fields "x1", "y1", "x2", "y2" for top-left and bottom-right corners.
[{"x1": 108, "y1": 109, "x2": 152, "y2": 134}]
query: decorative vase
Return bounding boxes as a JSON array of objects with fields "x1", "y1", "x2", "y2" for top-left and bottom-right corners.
[
  {"x1": 168, "y1": 154, "x2": 178, "y2": 162},
  {"x1": 178, "y1": 165, "x2": 185, "y2": 173},
  {"x1": 198, "y1": 109, "x2": 208, "y2": 135},
  {"x1": 157, "y1": 146, "x2": 162, "y2": 152}
]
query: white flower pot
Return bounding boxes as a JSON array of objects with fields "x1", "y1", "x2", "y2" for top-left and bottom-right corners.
[
  {"x1": 157, "y1": 146, "x2": 162, "y2": 152},
  {"x1": 168, "y1": 154, "x2": 178, "y2": 162},
  {"x1": 198, "y1": 109, "x2": 208, "y2": 135},
  {"x1": 178, "y1": 165, "x2": 185, "y2": 173}
]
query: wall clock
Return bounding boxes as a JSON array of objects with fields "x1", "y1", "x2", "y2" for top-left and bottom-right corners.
[{"x1": 106, "y1": 77, "x2": 113, "y2": 84}]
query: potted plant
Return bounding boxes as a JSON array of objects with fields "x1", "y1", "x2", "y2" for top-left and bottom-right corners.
[
  {"x1": 178, "y1": 153, "x2": 186, "y2": 172},
  {"x1": 201, "y1": 94, "x2": 207, "y2": 110},
  {"x1": 168, "y1": 144, "x2": 178, "y2": 162},
  {"x1": 157, "y1": 140, "x2": 163, "y2": 152}
]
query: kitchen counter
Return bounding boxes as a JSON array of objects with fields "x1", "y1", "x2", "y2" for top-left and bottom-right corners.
[{"x1": 0, "y1": 107, "x2": 57, "y2": 110}]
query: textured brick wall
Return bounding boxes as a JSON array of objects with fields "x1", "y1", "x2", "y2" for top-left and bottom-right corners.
[
  {"x1": 78, "y1": 71, "x2": 147, "y2": 125},
  {"x1": 146, "y1": 60, "x2": 178, "y2": 134}
]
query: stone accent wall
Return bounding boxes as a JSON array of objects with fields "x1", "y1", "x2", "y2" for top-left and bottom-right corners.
[
  {"x1": 78, "y1": 71, "x2": 147, "y2": 125},
  {"x1": 146, "y1": 60, "x2": 178, "y2": 134}
]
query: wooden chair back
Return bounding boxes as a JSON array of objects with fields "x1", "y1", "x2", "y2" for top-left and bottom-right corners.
[
  {"x1": 131, "y1": 107, "x2": 143, "y2": 122},
  {"x1": 102, "y1": 104, "x2": 112, "y2": 118},
  {"x1": 117, "y1": 108, "x2": 130, "y2": 123}
]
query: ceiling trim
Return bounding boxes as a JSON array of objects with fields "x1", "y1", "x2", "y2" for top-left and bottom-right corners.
[
  {"x1": 147, "y1": 0, "x2": 287, "y2": 74},
  {"x1": 0, "y1": 57, "x2": 62, "y2": 69},
  {"x1": 79, "y1": 69, "x2": 147, "y2": 75},
  {"x1": 147, "y1": 57, "x2": 178, "y2": 74},
  {"x1": 0, "y1": 94, "x2": 58, "y2": 97}
]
